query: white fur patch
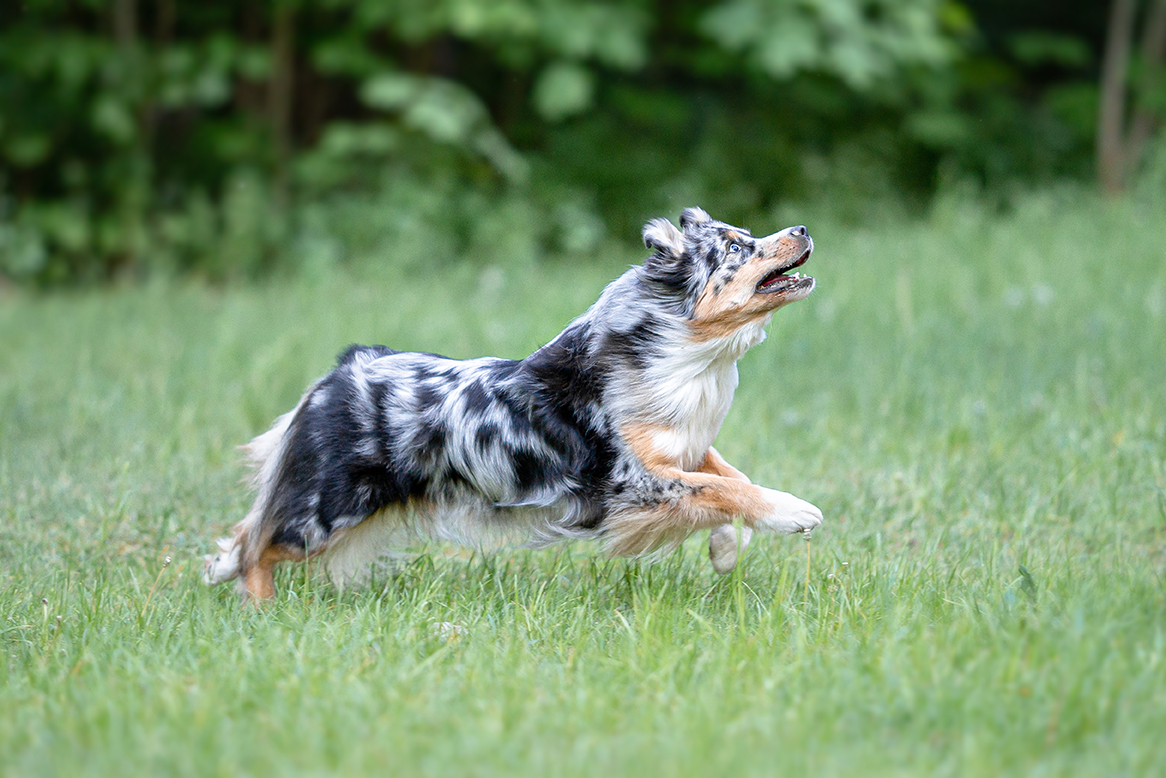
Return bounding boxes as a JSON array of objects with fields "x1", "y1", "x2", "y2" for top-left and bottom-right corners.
[
  {"x1": 709, "y1": 523, "x2": 753, "y2": 575},
  {"x1": 754, "y1": 488, "x2": 823, "y2": 534},
  {"x1": 319, "y1": 496, "x2": 589, "y2": 587},
  {"x1": 203, "y1": 537, "x2": 241, "y2": 585}
]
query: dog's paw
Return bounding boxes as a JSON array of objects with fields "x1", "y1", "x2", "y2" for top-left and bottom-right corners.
[
  {"x1": 755, "y1": 488, "x2": 823, "y2": 534},
  {"x1": 708, "y1": 524, "x2": 753, "y2": 575},
  {"x1": 203, "y1": 538, "x2": 241, "y2": 586}
]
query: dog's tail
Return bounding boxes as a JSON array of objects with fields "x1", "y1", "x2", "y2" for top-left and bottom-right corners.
[{"x1": 203, "y1": 392, "x2": 310, "y2": 587}]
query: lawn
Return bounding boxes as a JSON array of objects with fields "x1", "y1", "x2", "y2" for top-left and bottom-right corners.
[{"x1": 2, "y1": 193, "x2": 1165, "y2": 776}]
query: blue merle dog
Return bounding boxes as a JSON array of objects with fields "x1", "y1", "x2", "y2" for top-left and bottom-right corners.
[{"x1": 204, "y1": 207, "x2": 823, "y2": 599}]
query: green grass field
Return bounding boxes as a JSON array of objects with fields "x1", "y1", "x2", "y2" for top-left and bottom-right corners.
[{"x1": 2, "y1": 193, "x2": 1165, "y2": 776}]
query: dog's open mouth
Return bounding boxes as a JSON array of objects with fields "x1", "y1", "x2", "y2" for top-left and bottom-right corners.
[{"x1": 756, "y1": 248, "x2": 814, "y2": 294}]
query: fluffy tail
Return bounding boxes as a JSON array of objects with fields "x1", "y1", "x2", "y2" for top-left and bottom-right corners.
[{"x1": 203, "y1": 394, "x2": 309, "y2": 587}]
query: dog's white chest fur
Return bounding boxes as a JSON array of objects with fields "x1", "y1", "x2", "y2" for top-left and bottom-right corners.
[
  {"x1": 651, "y1": 358, "x2": 739, "y2": 469},
  {"x1": 625, "y1": 318, "x2": 769, "y2": 470}
]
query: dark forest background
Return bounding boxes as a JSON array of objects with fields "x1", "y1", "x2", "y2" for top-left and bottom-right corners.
[{"x1": 1, "y1": 0, "x2": 1163, "y2": 285}]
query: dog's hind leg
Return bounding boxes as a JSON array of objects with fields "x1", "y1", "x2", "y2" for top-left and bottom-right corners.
[
  {"x1": 243, "y1": 543, "x2": 305, "y2": 601},
  {"x1": 204, "y1": 523, "x2": 310, "y2": 601}
]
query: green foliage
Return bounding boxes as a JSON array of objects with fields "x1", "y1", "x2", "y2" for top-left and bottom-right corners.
[
  {"x1": 0, "y1": 0, "x2": 1117, "y2": 285},
  {"x1": 359, "y1": 72, "x2": 528, "y2": 179},
  {"x1": 701, "y1": 0, "x2": 954, "y2": 87},
  {"x1": 533, "y1": 61, "x2": 595, "y2": 121}
]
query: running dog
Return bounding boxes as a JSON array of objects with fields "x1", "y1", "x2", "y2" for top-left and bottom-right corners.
[{"x1": 204, "y1": 207, "x2": 823, "y2": 599}]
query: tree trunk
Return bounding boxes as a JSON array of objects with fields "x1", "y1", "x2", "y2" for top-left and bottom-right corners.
[
  {"x1": 112, "y1": 0, "x2": 146, "y2": 268},
  {"x1": 1099, "y1": 0, "x2": 1138, "y2": 194},
  {"x1": 154, "y1": 0, "x2": 176, "y2": 45},
  {"x1": 269, "y1": 2, "x2": 296, "y2": 202},
  {"x1": 1127, "y1": 0, "x2": 1166, "y2": 180},
  {"x1": 144, "y1": 0, "x2": 176, "y2": 148},
  {"x1": 113, "y1": 0, "x2": 136, "y2": 46}
]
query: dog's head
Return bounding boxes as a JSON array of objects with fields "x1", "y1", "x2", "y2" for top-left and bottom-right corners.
[{"x1": 640, "y1": 207, "x2": 815, "y2": 339}]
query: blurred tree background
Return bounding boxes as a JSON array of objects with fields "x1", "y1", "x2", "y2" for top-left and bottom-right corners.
[{"x1": 0, "y1": 0, "x2": 1163, "y2": 285}]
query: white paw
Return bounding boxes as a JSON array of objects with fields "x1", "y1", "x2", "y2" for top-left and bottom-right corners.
[
  {"x1": 203, "y1": 538, "x2": 241, "y2": 585},
  {"x1": 708, "y1": 524, "x2": 753, "y2": 575},
  {"x1": 755, "y1": 488, "x2": 823, "y2": 534}
]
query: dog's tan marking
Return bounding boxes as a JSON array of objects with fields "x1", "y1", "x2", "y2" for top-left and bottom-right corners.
[
  {"x1": 688, "y1": 234, "x2": 806, "y2": 343},
  {"x1": 607, "y1": 423, "x2": 777, "y2": 555},
  {"x1": 700, "y1": 448, "x2": 754, "y2": 574},
  {"x1": 244, "y1": 544, "x2": 307, "y2": 601},
  {"x1": 697, "y1": 446, "x2": 750, "y2": 482}
]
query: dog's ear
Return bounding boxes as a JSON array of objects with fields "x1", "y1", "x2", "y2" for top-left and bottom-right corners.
[
  {"x1": 641, "y1": 217, "x2": 694, "y2": 296},
  {"x1": 679, "y1": 207, "x2": 711, "y2": 233},
  {"x1": 642, "y1": 217, "x2": 683, "y2": 258}
]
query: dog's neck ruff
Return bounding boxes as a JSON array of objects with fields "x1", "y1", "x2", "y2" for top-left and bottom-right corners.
[{"x1": 544, "y1": 270, "x2": 774, "y2": 471}]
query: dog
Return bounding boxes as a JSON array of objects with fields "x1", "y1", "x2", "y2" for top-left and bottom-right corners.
[{"x1": 204, "y1": 207, "x2": 823, "y2": 599}]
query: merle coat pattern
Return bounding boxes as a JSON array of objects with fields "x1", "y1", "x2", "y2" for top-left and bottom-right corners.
[{"x1": 205, "y1": 207, "x2": 823, "y2": 599}]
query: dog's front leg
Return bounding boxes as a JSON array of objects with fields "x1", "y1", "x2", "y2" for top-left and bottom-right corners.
[
  {"x1": 698, "y1": 446, "x2": 751, "y2": 482},
  {"x1": 699, "y1": 448, "x2": 755, "y2": 575},
  {"x1": 696, "y1": 447, "x2": 823, "y2": 573},
  {"x1": 697, "y1": 445, "x2": 823, "y2": 534},
  {"x1": 604, "y1": 425, "x2": 823, "y2": 558}
]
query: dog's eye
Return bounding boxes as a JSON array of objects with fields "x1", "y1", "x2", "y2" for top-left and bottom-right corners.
[{"x1": 729, "y1": 243, "x2": 741, "y2": 253}]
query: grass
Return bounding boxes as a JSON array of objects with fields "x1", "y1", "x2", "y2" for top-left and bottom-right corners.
[{"x1": 2, "y1": 191, "x2": 1165, "y2": 776}]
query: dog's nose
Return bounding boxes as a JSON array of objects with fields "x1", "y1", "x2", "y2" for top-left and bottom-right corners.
[{"x1": 791, "y1": 225, "x2": 807, "y2": 237}]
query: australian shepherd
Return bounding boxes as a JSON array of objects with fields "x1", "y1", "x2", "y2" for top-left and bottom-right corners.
[{"x1": 204, "y1": 207, "x2": 823, "y2": 599}]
